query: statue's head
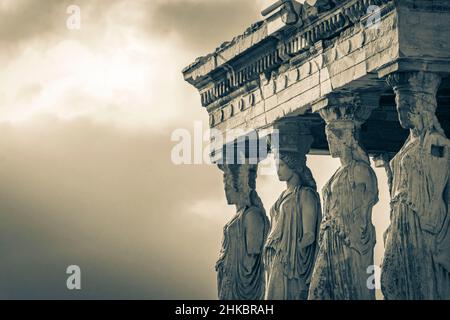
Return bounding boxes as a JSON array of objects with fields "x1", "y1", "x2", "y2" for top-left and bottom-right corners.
[
  {"x1": 276, "y1": 151, "x2": 317, "y2": 190},
  {"x1": 388, "y1": 72, "x2": 442, "y2": 132},
  {"x1": 325, "y1": 121, "x2": 357, "y2": 159},
  {"x1": 276, "y1": 151, "x2": 303, "y2": 182},
  {"x1": 395, "y1": 91, "x2": 417, "y2": 129},
  {"x1": 271, "y1": 119, "x2": 316, "y2": 190},
  {"x1": 277, "y1": 156, "x2": 295, "y2": 182},
  {"x1": 319, "y1": 102, "x2": 372, "y2": 164},
  {"x1": 219, "y1": 163, "x2": 257, "y2": 207}
]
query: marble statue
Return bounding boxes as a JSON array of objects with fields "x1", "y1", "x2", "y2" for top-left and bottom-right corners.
[
  {"x1": 309, "y1": 103, "x2": 379, "y2": 300},
  {"x1": 215, "y1": 163, "x2": 270, "y2": 300},
  {"x1": 381, "y1": 72, "x2": 450, "y2": 300},
  {"x1": 264, "y1": 126, "x2": 322, "y2": 300}
]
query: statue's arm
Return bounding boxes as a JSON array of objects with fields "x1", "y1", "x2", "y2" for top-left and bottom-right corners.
[
  {"x1": 354, "y1": 164, "x2": 378, "y2": 199},
  {"x1": 353, "y1": 164, "x2": 378, "y2": 224},
  {"x1": 243, "y1": 209, "x2": 265, "y2": 255},
  {"x1": 300, "y1": 189, "x2": 319, "y2": 249}
]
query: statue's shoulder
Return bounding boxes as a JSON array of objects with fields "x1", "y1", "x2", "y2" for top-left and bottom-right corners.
[
  {"x1": 423, "y1": 131, "x2": 450, "y2": 161},
  {"x1": 245, "y1": 206, "x2": 264, "y2": 215},
  {"x1": 243, "y1": 206, "x2": 266, "y2": 225},
  {"x1": 426, "y1": 130, "x2": 449, "y2": 140},
  {"x1": 352, "y1": 161, "x2": 376, "y2": 185},
  {"x1": 300, "y1": 186, "x2": 320, "y2": 205}
]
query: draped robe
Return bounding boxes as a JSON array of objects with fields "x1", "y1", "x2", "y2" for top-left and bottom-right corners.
[
  {"x1": 381, "y1": 132, "x2": 450, "y2": 300},
  {"x1": 309, "y1": 160, "x2": 378, "y2": 300},
  {"x1": 264, "y1": 186, "x2": 322, "y2": 300},
  {"x1": 216, "y1": 206, "x2": 270, "y2": 300}
]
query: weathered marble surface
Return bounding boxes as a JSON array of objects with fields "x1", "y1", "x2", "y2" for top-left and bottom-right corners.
[
  {"x1": 381, "y1": 72, "x2": 450, "y2": 300},
  {"x1": 264, "y1": 125, "x2": 322, "y2": 300},
  {"x1": 183, "y1": 0, "x2": 450, "y2": 155},
  {"x1": 183, "y1": 0, "x2": 450, "y2": 301},
  {"x1": 309, "y1": 103, "x2": 379, "y2": 300},
  {"x1": 216, "y1": 164, "x2": 270, "y2": 300}
]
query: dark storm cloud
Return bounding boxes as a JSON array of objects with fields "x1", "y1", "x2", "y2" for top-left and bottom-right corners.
[
  {"x1": 147, "y1": 0, "x2": 262, "y2": 51},
  {"x1": 0, "y1": 0, "x2": 263, "y2": 52},
  {"x1": 0, "y1": 117, "x2": 226, "y2": 299},
  {"x1": 0, "y1": 0, "x2": 256, "y2": 298},
  {"x1": 0, "y1": 0, "x2": 65, "y2": 45},
  {"x1": 0, "y1": 0, "x2": 393, "y2": 300},
  {"x1": 0, "y1": 0, "x2": 122, "y2": 52}
]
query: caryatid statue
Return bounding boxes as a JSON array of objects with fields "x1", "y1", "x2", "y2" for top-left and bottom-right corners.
[
  {"x1": 264, "y1": 121, "x2": 322, "y2": 300},
  {"x1": 215, "y1": 163, "x2": 270, "y2": 300},
  {"x1": 381, "y1": 71, "x2": 450, "y2": 300},
  {"x1": 309, "y1": 100, "x2": 379, "y2": 300}
]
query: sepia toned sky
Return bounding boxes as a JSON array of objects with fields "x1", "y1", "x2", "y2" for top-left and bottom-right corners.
[{"x1": 0, "y1": 0, "x2": 390, "y2": 299}]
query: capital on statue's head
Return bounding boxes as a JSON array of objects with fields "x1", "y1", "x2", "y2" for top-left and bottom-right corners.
[
  {"x1": 387, "y1": 71, "x2": 441, "y2": 97},
  {"x1": 270, "y1": 118, "x2": 314, "y2": 157},
  {"x1": 319, "y1": 102, "x2": 373, "y2": 128}
]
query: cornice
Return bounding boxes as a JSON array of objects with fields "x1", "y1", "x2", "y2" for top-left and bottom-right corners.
[{"x1": 183, "y1": 0, "x2": 394, "y2": 109}]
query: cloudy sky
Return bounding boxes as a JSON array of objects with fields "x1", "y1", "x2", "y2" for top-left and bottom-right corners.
[{"x1": 0, "y1": 0, "x2": 390, "y2": 299}]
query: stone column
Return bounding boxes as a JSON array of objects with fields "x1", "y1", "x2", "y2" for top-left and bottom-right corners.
[
  {"x1": 264, "y1": 119, "x2": 322, "y2": 300},
  {"x1": 309, "y1": 93, "x2": 379, "y2": 300},
  {"x1": 381, "y1": 71, "x2": 450, "y2": 300},
  {"x1": 215, "y1": 135, "x2": 270, "y2": 300}
]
